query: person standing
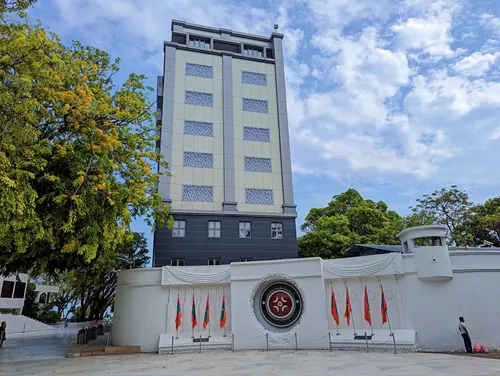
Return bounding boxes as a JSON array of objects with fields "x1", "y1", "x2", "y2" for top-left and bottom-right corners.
[
  {"x1": 459, "y1": 317, "x2": 473, "y2": 353},
  {"x1": 0, "y1": 321, "x2": 6, "y2": 347}
]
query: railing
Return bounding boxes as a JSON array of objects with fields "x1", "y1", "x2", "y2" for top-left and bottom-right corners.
[{"x1": 159, "y1": 331, "x2": 416, "y2": 355}]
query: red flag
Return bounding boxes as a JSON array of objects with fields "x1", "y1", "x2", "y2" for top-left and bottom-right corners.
[
  {"x1": 220, "y1": 294, "x2": 227, "y2": 329},
  {"x1": 381, "y1": 286, "x2": 388, "y2": 325},
  {"x1": 191, "y1": 294, "x2": 198, "y2": 329},
  {"x1": 344, "y1": 286, "x2": 351, "y2": 326},
  {"x1": 364, "y1": 286, "x2": 371, "y2": 325},
  {"x1": 202, "y1": 295, "x2": 210, "y2": 330},
  {"x1": 175, "y1": 295, "x2": 182, "y2": 330},
  {"x1": 331, "y1": 289, "x2": 340, "y2": 325}
]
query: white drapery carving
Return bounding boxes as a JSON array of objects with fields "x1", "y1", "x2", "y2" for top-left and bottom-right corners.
[
  {"x1": 162, "y1": 266, "x2": 231, "y2": 285},
  {"x1": 322, "y1": 253, "x2": 401, "y2": 277}
]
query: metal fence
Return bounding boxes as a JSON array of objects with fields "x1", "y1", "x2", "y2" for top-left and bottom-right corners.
[{"x1": 159, "y1": 331, "x2": 416, "y2": 355}]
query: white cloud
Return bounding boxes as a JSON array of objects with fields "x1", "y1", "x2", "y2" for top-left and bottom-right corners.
[
  {"x1": 36, "y1": 0, "x2": 500, "y2": 195},
  {"x1": 480, "y1": 13, "x2": 500, "y2": 36},
  {"x1": 307, "y1": 0, "x2": 392, "y2": 27},
  {"x1": 391, "y1": 0, "x2": 460, "y2": 57},
  {"x1": 454, "y1": 52, "x2": 499, "y2": 77},
  {"x1": 391, "y1": 16, "x2": 454, "y2": 57}
]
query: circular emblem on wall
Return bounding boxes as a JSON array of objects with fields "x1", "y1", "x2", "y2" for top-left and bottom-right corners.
[{"x1": 259, "y1": 282, "x2": 302, "y2": 328}]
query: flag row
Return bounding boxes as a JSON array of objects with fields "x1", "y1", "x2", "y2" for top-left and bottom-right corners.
[
  {"x1": 175, "y1": 292, "x2": 227, "y2": 332},
  {"x1": 330, "y1": 285, "x2": 389, "y2": 326}
]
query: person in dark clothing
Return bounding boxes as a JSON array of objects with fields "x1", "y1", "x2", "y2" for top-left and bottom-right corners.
[
  {"x1": 0, "y1": 321, "x2": 6, "y2": 347},
  {"x1": 459, "y1": 317, "x2": 473, "y2": 353}
]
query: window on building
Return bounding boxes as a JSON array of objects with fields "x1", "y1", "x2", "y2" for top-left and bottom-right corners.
[
  {"x1": 239, "y1": 222, "x2": 251, "y2": 238},
  {"x1": 172, "y1": 220, "x2": 186, "y2": 237},
  {"x1": 0, "y1": 281, "x2": 14, "y2": 298},
  {"x1": 271, "y1": 223, "x2": 283, "y2": 239},
  {"x1": 243, "y1": 45, "x2": 263, "y2": 57},
  {"x1": 208, "y1": 258, "x2": 222, "y2": 266},
  {"x1": 240, "y1": 258, "x2": 253, "y2": 262},
  {"x1": 13, "y1": 282, "x2": 26, "y2": 299},
  {"x1": 189, "y1": 35, "x2": 210, "y2": 49},
  {"x1": 172, "y1": 33, "x2": 187, "y2": 45},
  {"x1": 171, "y1": 259, "x2": 186, "y2": 266},
  {"x1": 213, "y1": 40, "x2": 240, "y2": 53},
  {"x1": 39, "y1": 292, "x2": 47, "y2": 304},
  {"x1": 208, "y1": 221, "x2": 221, "y2": 238}
]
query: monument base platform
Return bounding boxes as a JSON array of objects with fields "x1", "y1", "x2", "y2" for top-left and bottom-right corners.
[{"x1": 329, "y1": 329, "x2": 416, "y2": 353}]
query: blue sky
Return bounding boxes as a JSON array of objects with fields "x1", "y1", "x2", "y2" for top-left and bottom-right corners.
[{"x1": 28, "y1": 0, "x2": 500, "y2": 254}]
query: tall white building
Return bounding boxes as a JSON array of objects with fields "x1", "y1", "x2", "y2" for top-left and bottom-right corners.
[{"x1": 154, "y1": 20, "x2": 297, "y2": 266}]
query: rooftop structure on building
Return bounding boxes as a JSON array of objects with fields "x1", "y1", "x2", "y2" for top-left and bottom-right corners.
[{"x1": 153, "y1": 20, "x2": 297, "y2": 267}]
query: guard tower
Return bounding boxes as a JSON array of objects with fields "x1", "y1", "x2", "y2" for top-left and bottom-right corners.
[{"x1": 397, "y1": 225, "x2": 453, "y2": 281}]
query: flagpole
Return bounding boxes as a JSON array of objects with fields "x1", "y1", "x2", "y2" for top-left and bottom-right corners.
[
  {"x1": 183, "y1": 285, "x2": 187, "y2": 334},
  {"x1": 350, "y1": 304, "x2": 357, "y2": 336},
  {"x1": 366, "y1": 284, "x2": 374, "y2": 336},
  {"x1": 344, "y1": 280, "x2": 357, "y2": 336},
  {"x1": 191, "y1": 289, "x2": 195, "y2": 339},
  {"x1": 199, "y1": 285, "x2": 203, "y2": 333},
  {"x1": 176, "y1": 290, "x2": 179, "y2": 339},
  {"x1": 330, "y1": 282, "x2": 339, "y2": 336},
  {"x1": 380, "y1": 282, "x2": 393, "y2": 335},
  {"x1": 222, "y1": 287, "x2": 227, "y2": 337},
  {"x1": 208, "y1": 291, "x2": 211, "y2": 338}
]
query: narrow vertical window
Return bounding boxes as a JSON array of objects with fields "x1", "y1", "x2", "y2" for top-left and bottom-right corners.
[
  {"x1": 172, "y1": 220, "x2": 186, "y2": 237},
  {"x1": 271, "y1": 223, "x2": 283, "y2": 239},
  {"x1": 208, "y1": 221, "x2": 221, "y2": 238},
  {"x1": 239, "y1": 222, "x2": 251, "y2": 238}
]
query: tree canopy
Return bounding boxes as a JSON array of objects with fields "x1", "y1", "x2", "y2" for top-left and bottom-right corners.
[
  {"x1": 0, "y1": 4, "x2": 171, "y2": 275},
  {"x1": 299, "y1": 186, "x2": 500, "y2": 258},
  {"x1": 298, "y1": 189, "x2": 403, "y2": 259}
]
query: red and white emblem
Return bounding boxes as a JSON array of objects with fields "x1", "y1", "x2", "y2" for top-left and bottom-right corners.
[
  {"x1": 259, "y1": 281, "x2": 302, "y2": 328},
  {"x1": 266, "y1": 290, "x2": 295, "y2": 319}
]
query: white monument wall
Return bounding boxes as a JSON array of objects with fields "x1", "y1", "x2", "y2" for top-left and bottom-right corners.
[
  {"x1": 112, "y1": 233, "x2": 500, "y2": 352},
  {"x1": 113, "y1": 268, "x2": 232, "y2": 352}
]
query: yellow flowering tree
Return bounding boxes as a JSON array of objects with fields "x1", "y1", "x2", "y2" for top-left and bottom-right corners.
[{"x1": 0, "y1": 3, "x2": 172, "y2": 275}]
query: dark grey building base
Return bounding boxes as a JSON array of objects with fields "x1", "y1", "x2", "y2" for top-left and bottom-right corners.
[{"x1": 153, "y1": 213, "x2": 298, "y2": 267}]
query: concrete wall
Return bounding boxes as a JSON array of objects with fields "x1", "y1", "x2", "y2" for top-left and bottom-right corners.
[
  {"x1": 153, "y1": 214, "x2": 297, "y2": 267},
  {"x1": 114, "y1": 250, "x2": 500, "y2": 352},
  {"x1": 324, "y1": 251, "x2": 500, "y2": 351},
  {"x1": 400, "y1": 251, "x2": 500, "y2": 351},
  {"x1": 112, "y1": 268, "x2": 232, "y2": 352}
]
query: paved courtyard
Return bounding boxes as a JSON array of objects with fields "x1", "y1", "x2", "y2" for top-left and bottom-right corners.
[{"x1": 1, "y1": 350, "x2": 500, "y2": 376}]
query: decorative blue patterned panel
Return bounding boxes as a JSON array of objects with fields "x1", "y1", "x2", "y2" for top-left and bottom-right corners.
[
  {"x1": 242, "y1": 98, "x2": 268, "y2": 113},
  {"x1": 242, "y1": 71, "x2": 267, "y2": 86},
  {"x1": 186, "y1": 63, "x2": 213, "y2": 79},
  {"x1": 183, "y1": 152, "x2": 213, "y2": 168},
  {"x1": 182, "y1": 185, "x2": 213, "y2": 202},
  {"x1": 245, "y1": 188, "x2": 273, "y2": 205},
  {"x1": 243, "y1": 126, "x2": 270, "y2": 142},
  {"x1": 244, "y1": 157, "x2": 272, "y2": 172},
  {"x1": 185, "y1": 91, "x2": 213, "y2": 107},
  {"x1": 184, "y1": 120, "x2": 213, "y2": 137}
]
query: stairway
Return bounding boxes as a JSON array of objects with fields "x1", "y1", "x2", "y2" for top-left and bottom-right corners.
[{"x1": 0, "y1": 313, "x2": 57, "y2": 334}]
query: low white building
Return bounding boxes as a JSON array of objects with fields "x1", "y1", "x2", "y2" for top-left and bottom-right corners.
[
  {"x1": 0, "y1": 274, "x2": 59, "y2": 333},
  {"x1": 0, "y1": 273, "x2": 29, "y2": 315},
  {"x1": 112, "y1": 225, "x2": 500, "y2": 353}
]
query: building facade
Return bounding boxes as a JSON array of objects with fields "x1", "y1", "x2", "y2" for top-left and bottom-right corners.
[{"x1": 153, "y1": 20, "x2": 298, "y2": 267}]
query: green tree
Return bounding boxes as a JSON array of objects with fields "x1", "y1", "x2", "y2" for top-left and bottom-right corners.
[
  {"x1": 298, "y1": 189, "x2": 403, "y2": 258},
  {"x1": 50, "y1": 280, "x2": 77, "y2": 319},
  {"x1": 21, "y1": 282, "x2": 39, "y2": 319},
  {"x1": 459, "y1": 198, "x2": 500, "y2": 247},
  {"x1": 410, "y1": 185, "x2": 472, "y2": 245},
  {"x1": 69, "y1": 232, "x2": 150, "y2": 321},
  {"x1": 0, "y1": 5, "x2": 171, "y2": 276}
]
